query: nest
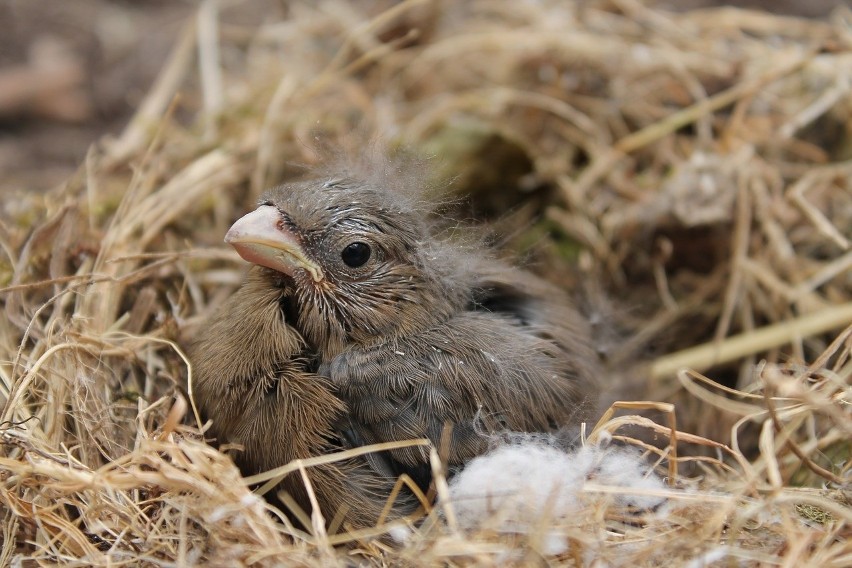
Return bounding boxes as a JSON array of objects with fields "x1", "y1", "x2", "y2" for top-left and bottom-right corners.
[{"x1": 1, "y1": 0, "x2": 850, "y2": 565}]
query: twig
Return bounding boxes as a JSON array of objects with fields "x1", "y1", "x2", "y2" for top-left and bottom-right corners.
[{"x1": 651, "y1": 304, "x2": 852, "y2": 381}]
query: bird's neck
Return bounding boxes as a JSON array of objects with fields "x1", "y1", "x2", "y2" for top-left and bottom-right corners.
[{"x1": 299, "y1": 279, "x2": 465, "y2": 359}]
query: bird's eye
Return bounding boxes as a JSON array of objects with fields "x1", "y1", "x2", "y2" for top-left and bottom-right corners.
[{"x1": 341, "y1": 242, "x2": 371, "y2": 268}]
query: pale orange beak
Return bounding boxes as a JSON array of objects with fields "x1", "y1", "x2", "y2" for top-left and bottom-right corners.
[{"x1": 225, "y1": 205, "x2": 324, "y2": 282}]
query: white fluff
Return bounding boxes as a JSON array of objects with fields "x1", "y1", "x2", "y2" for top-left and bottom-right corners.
[{"x1": 447, "y1": 439, "x2": 667, "y2": 555}]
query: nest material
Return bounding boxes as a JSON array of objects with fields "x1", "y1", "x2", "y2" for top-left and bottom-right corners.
[{"x1": 1, "y1": 0, "x2": 850, "y2": 565}]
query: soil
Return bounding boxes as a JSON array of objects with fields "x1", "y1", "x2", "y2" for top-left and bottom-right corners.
[{"x1": 0, "y1": 0, "x2": 284, "y2": 193}]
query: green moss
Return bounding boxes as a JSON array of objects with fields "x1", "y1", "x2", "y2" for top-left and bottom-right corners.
[
  {"x1": 0, "y1": 260, "x2": 12, "y2": 287},
  {"x1": 420, "y1": 118, "x2": 534, "y2": 218},
  {"x1": 514, "y1": 217, "x2": 583, "y2": 261},
  {"x1": 795, "y1": 503, "x2": 835, "y2": 525}
]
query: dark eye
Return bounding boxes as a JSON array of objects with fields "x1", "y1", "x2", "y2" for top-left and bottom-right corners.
[{"x1": 341, "y1": 242, "x2": 371, "y2": 268}]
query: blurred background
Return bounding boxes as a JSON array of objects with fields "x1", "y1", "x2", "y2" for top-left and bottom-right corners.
[{"x1": 0, "y1": 0, "x2": 846, "y2": 192}]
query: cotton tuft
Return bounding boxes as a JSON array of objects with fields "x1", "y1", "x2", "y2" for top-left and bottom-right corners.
[{"x1": 447, "y1": 440, "x2": 668, "y2": 554}]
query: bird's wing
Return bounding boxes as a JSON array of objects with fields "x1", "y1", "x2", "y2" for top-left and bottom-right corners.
[
  {"x1": 323, "y1": 311, "x2": 590, "y2": 475},
  {"x1": 190, "y1": 268, "x2": 422, "y2": 527}
]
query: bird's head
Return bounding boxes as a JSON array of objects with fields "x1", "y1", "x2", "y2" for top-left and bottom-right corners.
[{"x1": 226, "y1": 176, "x2": 469, "y2": 356}]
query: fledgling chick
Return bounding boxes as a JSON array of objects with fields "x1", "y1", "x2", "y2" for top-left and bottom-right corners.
[
  {"x1": 224, "y1": 168, "x2": 601, "y2": 491},
  {"x1": 190, "y1": 267, "x2": 420, "y2": 529}
]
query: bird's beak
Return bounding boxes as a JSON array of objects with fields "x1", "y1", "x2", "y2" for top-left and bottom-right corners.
[{"x1": 225, "y1": 205, "x2": 324, "y2": 282}]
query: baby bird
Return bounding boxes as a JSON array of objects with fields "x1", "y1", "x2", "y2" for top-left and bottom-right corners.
[
  {"x1": 225, "y1": 171, "x2": 600, "y2": 489},
  {"x1": 190, "y1": 267, "x2": 420, "y2": 529}
]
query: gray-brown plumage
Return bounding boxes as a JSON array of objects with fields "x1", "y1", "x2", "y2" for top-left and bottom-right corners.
[
  {"x1": 224, "y1": 171, "x2": 600, "y2": 489},
  {"x1": 190, "y1": 267, "x2": 419, "y2": 529}
]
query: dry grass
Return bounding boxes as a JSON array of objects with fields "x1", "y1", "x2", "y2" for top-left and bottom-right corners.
[{"x1": 1, "y1": 0, "x2": 850, "y2": 565}]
